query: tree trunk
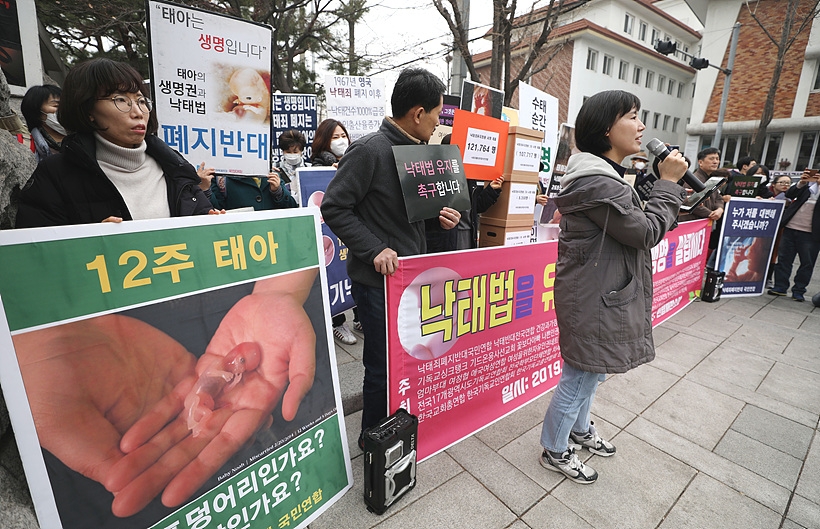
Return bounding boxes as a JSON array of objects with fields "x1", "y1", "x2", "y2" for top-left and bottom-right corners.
[
  {"x1": 502, "y1": 0, "x2": 516, "y2": 101},
  {"x1": 348, "y1": 17, "x2": 357, "y2": 75},
  {"x1": 748, "y1": 0, "x2": 798, "y2": 162},
  {"x1": 489, "y1": 0, "x2": 504, "y2": 87}
]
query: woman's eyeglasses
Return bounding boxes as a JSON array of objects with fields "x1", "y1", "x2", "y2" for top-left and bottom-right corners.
[{"x1": 100, "y1": 95, "x2": 153, "y2": 113}]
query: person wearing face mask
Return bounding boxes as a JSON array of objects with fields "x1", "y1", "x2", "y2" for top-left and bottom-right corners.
[
  {"x1": 272, "y1": 129, "x2": 310, "y2": 185},
  {"x1": 20, "y1": 84, "x2": 66, "y2": 162},
  {"x1": 626, "y1": 151, "x2": 648, "y2": 177},
  {"x1": 311, "y1": 119, "x2": 350, "y2": 168},
  {"x1": 310, "y1": 119, "x2": 360, "y2": 345}
]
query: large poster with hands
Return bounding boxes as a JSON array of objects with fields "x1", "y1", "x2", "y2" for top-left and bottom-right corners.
[{"x1": 0, "y1": 210, "x2": 351, "y2": 528}]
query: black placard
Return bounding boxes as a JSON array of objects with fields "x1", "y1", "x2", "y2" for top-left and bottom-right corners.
[{"x1": 393, "y1": 144, "x2": 471, "y2": 222}]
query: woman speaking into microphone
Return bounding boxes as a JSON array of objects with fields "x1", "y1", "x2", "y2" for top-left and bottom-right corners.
[{"x1": 538, "y1": 90, "x2": 688, "y2": 484}]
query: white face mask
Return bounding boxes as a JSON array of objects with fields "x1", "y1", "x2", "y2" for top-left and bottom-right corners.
[
  {"x1": 330, "y1": 138, "x2": 349, "y2": 157},
  {"x1": 634, "y1": 161, "x2": 646, "y2": 170},
  {"x1": 43, "y1": 112, "x2": 67, "y2": 136},
  {"x1": 282, "y1": 153, "x2": 303, "y2": 165}
]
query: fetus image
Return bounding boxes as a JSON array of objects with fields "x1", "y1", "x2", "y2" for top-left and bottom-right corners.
[
  {"x1": 472, "y1": 85, "x2": 491, "y2": 116},
  {"x1": 184, "y1": 341, "x2": 262, "y2": 437},
  {"x1": 221, "y1": 67, "x2": 270, "y2": 122}
]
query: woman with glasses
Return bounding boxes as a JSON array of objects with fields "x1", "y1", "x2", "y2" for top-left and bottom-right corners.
[
  {"x1": 769, "y1": 174, "x2": 794, "y2": 200},
  {"x1": 757, "y1": 170, "x2": 789, "y2": 200},
  {"x1": 16, "y1": 58, "x2": 216, "y2": 228}
]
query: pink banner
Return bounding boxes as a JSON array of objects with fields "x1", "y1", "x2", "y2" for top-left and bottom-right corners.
[
  {"x1": 386, "y1": 220, "x2": 709, "y2": 461},
  {"x1": 386, "y1": 243, "x2": 562, "y2": 461},
  {"x1": 650, "y1": 219, "x2": 710, "y2": 326}
]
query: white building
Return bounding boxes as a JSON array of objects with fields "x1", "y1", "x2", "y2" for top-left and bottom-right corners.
[{"x1": 474, "y1": 0, "x2": 703, "y2": 151}]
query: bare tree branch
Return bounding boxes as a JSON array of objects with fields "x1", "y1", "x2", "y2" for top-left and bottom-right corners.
[
  {"x1": 432, "y1": 0, "x2": 480, "y2": 81},
  {"x1": 745, "y1": 0, "x2": 820, "y2": 161}
]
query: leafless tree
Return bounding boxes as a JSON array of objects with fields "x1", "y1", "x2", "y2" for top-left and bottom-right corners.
[
  {"x1": 744, "y1": 0, "x2": 820, "y2": 161},
  {"x1": 433, "y1": 0, "x2": 591, "y2": 104}
]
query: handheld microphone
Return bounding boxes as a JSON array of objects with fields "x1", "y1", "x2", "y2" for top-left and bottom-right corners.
[{"x1": 646, "y1": 138, "x2": 705, "y2": 192}]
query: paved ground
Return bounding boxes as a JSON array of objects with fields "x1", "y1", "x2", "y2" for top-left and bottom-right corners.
[
  {"x1": 321, "y1": 270, "x2": 820, "y2": 529},
  {"x1": 1, "y1": 270, "x2": 817, "y2": 529}
]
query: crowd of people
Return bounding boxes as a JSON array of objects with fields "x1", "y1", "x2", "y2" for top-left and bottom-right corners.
[{"x1": 1, "y1": 54, "x2": 818, "y2": 510}]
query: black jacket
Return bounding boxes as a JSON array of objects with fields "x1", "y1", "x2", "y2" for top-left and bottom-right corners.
[
  {"x1": 311, "y1": 150, "x2": 338, "y2": 167},
  {"x1": 16, "y1": 133, "x2": 213, "y2": 228}
]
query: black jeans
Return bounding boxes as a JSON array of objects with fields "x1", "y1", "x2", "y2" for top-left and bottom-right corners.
[
  {"x1": 351, "y1": 281, "x2": 388, "y2": 432},
  {"x1": 774, "y1": 227, "x2": 820, "y2": 295}
]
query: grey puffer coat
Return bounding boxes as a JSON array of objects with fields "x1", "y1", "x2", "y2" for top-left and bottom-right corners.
[{"x1": 553, "y1": 152, "x2": 685, "y2": 373}]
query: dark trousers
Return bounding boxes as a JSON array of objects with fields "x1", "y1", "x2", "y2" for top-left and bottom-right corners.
[
  {"x1": 774, "y1": 227, "x2": 820, "y2": 295},
  {"x1": 331, "y1": 307, "x2": 359, "y2": 327},
  {"x1": 351, "y1": 281, "x2": 388, "y2": 432}
]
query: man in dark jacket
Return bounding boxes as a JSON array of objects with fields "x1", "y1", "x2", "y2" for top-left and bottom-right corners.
[
  {"x1": 321, "y1": 68, "x2": 460, "y2": 439},
  {"x1": 678, "y1": 147, "x2": 725, "y2": 223},
  {"x1": 768, "y1": 169, "x2": 820, "y2": 301}
]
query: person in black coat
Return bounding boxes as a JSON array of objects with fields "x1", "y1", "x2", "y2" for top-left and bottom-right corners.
[
  {"x1": 16, "y1": 58, "x2": 215, "y2": 228},
  {"x1": 768, "y1": 169, "x2": 820, "y2": 301}
]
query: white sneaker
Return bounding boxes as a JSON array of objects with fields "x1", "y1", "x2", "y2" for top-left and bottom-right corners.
[
  {"x1": 568, "y1": 422, "x2": 616, "y2": 457},
  {"x1": 333, "y1": 323, "x2": 357, "y2": 345},
  {"x1": 540, "y1": 447, "x2": 598, "y2": 484}
]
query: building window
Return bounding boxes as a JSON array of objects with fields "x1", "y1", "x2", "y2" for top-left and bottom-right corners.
[
  {"x1": 586, "y1": 48, "x2": 598, "y2": 71},
  {"x1": 667, "y1": 79, "x2": 675, "y2": 95},
  {"x1": 638, "y1": 21, "x2": 648, "y2": 42},
  {"x1": 657, "y1": 74, "x2": 666, "y2": 92},
  {"x1": 650, "y1": 27, "x2": 660, "y2": 45},
  {"x1": 618, "y1": 60, "x2": 629, "y2": 80},
  {"x1": 703, "y1": 134, "x2": 752, "y2": 166},
  {"x1": 602, "y1": 54, "x2": 614, "y2": 76},
  {"x1": 645, "y1": 70, "x2": 654, "y2": 89},
  {"x1": 677, "y1": 83, "x2": 684, "y2": 98},
  {"x1": 653, "y1": 112, "x2": 661, "y2": 129},
  {"x1": 763, "y1": 133, "x2": 783, "y2": 168},
  {"x1": 672, "y1": 117, "x2": 680, "y2": 133},
  {"x1": 641, "y1": 109, "x2": 650, "y2": 124},
  {"x1": 813, "y1": 60, "x2": 820, "y2": 90},
  {"x1": 796, "y1": 131, "x2": 819, "y2": 170},
  {"x1": 663, "y1": 115, "x2": 670, "y2": 131},
  {"x1": 624, "y1": 13, "x2": 634, "y2": 35},
  {"x1": 632, "y1": 66, "x2": 642, "y2": 85}
]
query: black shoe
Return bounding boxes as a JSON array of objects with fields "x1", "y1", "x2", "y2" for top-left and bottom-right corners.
[
  {"x1": 793, "y1": 292, "x2": 805, "y2": 302},
  {"x1": 767, "y1": 289, "x2": 787, "y2": 296},
  {"x1": 357, "y1": 433, "x2": 365, "y2": 451}
]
